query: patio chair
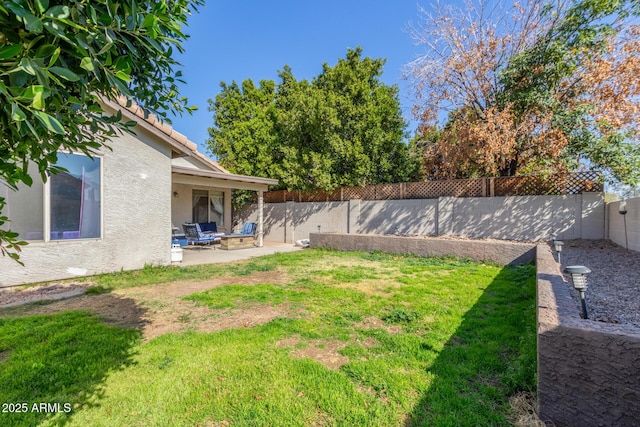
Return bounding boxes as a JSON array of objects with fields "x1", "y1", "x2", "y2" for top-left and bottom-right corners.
[
  {"x1": 232, "y1": 222, "x2": 257, "y2": 237},
  {"x1": 183, "y1": 223, "x2": 220, "y2": 250},
  {"x1": 198, "y1": 221, "x2": 226, "y2": 239}
]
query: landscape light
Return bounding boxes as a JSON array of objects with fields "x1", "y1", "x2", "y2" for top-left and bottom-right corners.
[
  {"x1": 619, "y1": 200, "x2": 627, "y2": 215},
  {"x1": 564, "y1": 265, "x2": 591, "y2": 319},
  {"x1": 619, "y1": 200, "x2": 629, "y2": 250},
  {"x1": 553, "y1": 240, "x2": 564, "y2": 265}
]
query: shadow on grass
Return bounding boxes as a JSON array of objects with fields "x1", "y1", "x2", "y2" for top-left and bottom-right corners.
[
  {"x1": 406, "y1": 264, "x2": 537, "y2": 426},
  {"x1": 0, "y1": 300, "x2": 143, "y2": 426}
]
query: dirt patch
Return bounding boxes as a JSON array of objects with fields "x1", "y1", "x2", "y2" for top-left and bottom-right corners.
[
  {"x1": 0, "y1": 283, "x2": 88, "y2": 308},
  {"x1": 0, "y1": 350, "x2": 12, "y2": 363},
  {"x1": 0, "y1": 293, "x2": 147, "y2": 329},
  {"x1": 277, "y1": 335, "x2": 349, "y2": 370},
  {"x1": 354, "y1": 316, "x2": 403, "y2": 334},
  {"x1": 142, "y1": 302, "x2": 296, "y2": 341},
  {"x1": 0, "y1": 270, "x2": 294, "y2": 341},
  {"x1": 334, "y1": 279, "x2": 400, "y2": 297},
  {"x1": 276, "y1": 335, "x2": 378, "y2": 370}
]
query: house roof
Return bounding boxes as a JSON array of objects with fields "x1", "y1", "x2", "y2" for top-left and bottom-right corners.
[{"x1": 101, "y1": 97, "x2": 278, "y2": 189}]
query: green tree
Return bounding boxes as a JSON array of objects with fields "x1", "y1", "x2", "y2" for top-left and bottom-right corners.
[
  {"x1": 500, "y1": 0, "x2": 640, "y2": 185},
  {"x1": 0, "y1": 0, "x2": 202, "y2": 260},
  {"x1": 208, "y1": 47, "x2": 418, "y2": 196}
]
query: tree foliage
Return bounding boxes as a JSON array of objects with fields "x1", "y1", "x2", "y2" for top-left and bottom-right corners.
[
  {"x1": 407, "y1": 0, "x2": 640, "y2": 185},
  {"x1": 208, "y1": 47, "x2": 419, "y2": 196},
  {"x1": 0, "y1": 0, "x2": 202, "y2": 259}
]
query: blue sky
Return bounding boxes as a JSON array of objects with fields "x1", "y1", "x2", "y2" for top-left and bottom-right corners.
[{"x1": 166, "y1": 1, "x2": 428, "y2": 156}]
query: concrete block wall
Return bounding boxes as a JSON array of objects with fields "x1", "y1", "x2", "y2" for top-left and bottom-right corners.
[
  {"x1": 536, "y1": 245, "x2": 640, "y2": 425},
  {"x1": 356, "y1": 199, "x2": 438, "y2": 235},
  {"x1": 608, "y1": 197, "x2": 640, "y2": 252},
  {"x1": 1, "y1": 127, "x2": 173, "y2": 287},
  {"x1": 238, "y1": 194, "x2": 605, "y2": 243},
  {"x1": 310, "y1": 233, "x2": 536, "y2": 266}
]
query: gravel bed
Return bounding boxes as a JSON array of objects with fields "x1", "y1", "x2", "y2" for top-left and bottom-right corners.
[{"x1": 559, "y1": 239, "x2": 640, "y2": 327}]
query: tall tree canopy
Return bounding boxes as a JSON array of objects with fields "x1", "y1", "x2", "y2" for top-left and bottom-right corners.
[
  {"x1": 208, "y1": 47, "x2": 419, "y2": 194},
  {"x1": 0, "y1": 0, "x2": 202, "y2": 260},
  {"x1": 406, "y1": 0, "x2": 640, "y2": 185}
]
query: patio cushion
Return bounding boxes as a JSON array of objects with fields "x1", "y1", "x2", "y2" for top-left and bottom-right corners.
[{"x1": 198, "y1": 222, "x2": 218, "y2": 233}]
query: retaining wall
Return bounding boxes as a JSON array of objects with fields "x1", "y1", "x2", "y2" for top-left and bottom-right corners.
[
  {"x1": 310, "y1": 233, "x2": 536, "y2": 266},
  {"x1": 536, "y1": 246, "x2": 640, "y2": 426},
  {"x1": 309, "y1": 233, "x2": 640, "y2": 426}
]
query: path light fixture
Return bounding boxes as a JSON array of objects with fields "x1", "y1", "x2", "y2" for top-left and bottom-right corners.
[
  {"x1": 553, "y1": 240, "x2": 564, "y2": 265},
  {"x1": 619, "y1": 200, "x2": 628, "y2": 251},
  {"x1": 564, "y1": 265, "x2": 591, "y2": 319}
]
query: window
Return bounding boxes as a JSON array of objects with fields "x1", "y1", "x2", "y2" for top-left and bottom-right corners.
[
  {"x1": 2, "y1": 176, "x2": 44, "y2": 240},
  {"x1": 2, "y1": 153, "x2": 101, "y2": 241},
  {"x1": 50, "y1": 153, "x2": 101, "y2": 240},
  {"x1": 192, "y1": 190, "x2": 224, "y2": 227}
]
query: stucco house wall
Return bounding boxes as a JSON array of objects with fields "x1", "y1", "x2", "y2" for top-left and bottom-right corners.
[{"x1": 0, "y1": 126, "x2": 172, "y2": 287}]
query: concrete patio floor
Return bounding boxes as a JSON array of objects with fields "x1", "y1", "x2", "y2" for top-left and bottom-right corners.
[{"x1": 176, "y1": 241, "x2": 302, "y2": 266}]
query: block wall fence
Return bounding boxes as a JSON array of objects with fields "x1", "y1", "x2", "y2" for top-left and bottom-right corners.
[
  {"x1": 237, "y1": 193, "x2": 606, "y2": 243},
  {"x1": 607, "y1": 197, "x2": 640, "y2": 252}
]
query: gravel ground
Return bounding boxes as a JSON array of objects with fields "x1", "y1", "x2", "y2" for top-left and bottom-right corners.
[{"x1": 559, "y1": 239, "x2": 640, "y2": 327}]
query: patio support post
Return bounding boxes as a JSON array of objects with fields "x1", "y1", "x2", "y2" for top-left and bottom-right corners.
[{"x1": 258, "y1": 190, "x2": 264, "y2": 247}]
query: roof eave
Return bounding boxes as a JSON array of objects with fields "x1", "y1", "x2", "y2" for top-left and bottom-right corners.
[{"x1": 172, "y1": 165, "x2": 279, "y2": 186}]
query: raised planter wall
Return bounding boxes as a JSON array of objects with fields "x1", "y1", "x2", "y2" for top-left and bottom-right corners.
[
  {"x1": 310, "y1": 233, "x2": 536, "y2": 266},
  {"x1": 310, "y1": 233, "x2": 640, "y2": 426},
  {"x1": 536, "y1": 246, "x2": 640, "y2": 426}
]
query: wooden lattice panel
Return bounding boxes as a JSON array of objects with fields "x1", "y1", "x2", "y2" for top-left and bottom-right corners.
[
  {"x1": 327, "y1": 188, "x2": 343, "y2": 202},
  {"x1": 260, "y1": 172, "x2": 602, "y2": 203},
  {"x1": 404, "y1": 181, "x2": 436, "y2": 199},
  {"x1": 373, "y1": 184, "x2": 401, "y2": 200},
  {"x1": 493, "y1": 176, "x2": 561, "y2": 196},
  {"x1": 300, "y1": 190, "x2": 330, "y2": 202},
  {"x1": 264, "y1": 190, "x2": 287, "y2": 203},
  {"x1": 493, "y1": 172, "x2": 603, "y2": 196},
  {"x1": 405, "y1": 179, "x2": 484, "y2": 198},
  {"x1": 566, "y1": 172, "x2": 603, "y2": 194},
  {"x1": 342, "y1": 186, "x2": 368, "y2": 200}
]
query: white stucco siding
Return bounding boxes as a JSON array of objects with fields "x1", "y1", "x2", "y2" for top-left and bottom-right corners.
[
  {"x1": 0, "y1": 127, "x2": 173, "y2": 287},
  {"x1": 171, "y1": 156, "x2": 205, "y2": 170}
]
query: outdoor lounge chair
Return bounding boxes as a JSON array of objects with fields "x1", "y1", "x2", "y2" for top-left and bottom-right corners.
[
  {"x1": 232, "y1": 222, "x2": 257, "y2": 237},
  {"x1": 183, "y1": 223, "x2": 221, "y2": 250}
]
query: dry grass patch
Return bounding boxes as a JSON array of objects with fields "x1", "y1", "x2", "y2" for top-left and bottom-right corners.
[
  {"x1": 354, "y1": 316, "x2": 404, "y2": 334},
  {"x1": 509, "y1": 391, "x2": 552, "y2": 426}
]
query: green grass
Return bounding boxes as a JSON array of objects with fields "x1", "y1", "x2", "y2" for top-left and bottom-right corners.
[{"x1": 0, "y1": 249, "x2": 537, "y2": 426}]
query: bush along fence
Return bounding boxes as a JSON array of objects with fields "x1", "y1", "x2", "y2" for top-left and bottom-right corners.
[{"x1": 262, "y1": 172, "x2": 603, "y2": 203}]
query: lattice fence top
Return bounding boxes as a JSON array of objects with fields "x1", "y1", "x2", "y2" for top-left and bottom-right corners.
[{"x1": 261, "y1": 172, "x2": 602, "y2": 203}]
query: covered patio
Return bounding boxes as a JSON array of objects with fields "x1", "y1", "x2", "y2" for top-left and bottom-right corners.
[{"x1": 171, "y1": 165, "x2": 279, "y2": 248}]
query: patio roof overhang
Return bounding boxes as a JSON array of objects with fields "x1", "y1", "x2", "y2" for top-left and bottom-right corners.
[{"x1": 172, "y1": 165, "x2": 278, "y2": 192}]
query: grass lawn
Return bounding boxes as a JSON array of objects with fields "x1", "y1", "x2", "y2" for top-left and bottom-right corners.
[{"x1": 0, "y1": 249, "x2": 537, "y2": 426}]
